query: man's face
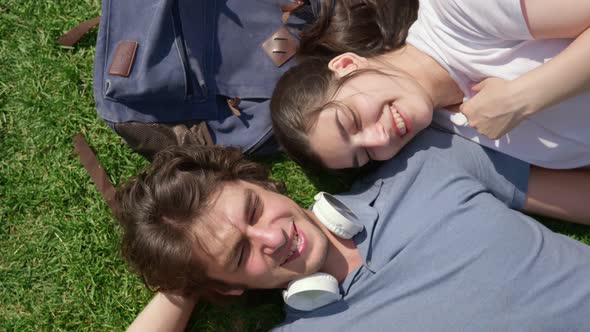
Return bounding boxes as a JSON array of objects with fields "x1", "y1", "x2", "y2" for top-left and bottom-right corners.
[
  {"x1": 195, "y1": 181, "x2": 329, "y2": 290},
  {"x1": 308, "y1": 70, "x2": 433, "y2": 169}
]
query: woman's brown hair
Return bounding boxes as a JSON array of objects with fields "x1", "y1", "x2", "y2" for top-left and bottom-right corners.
[
  {"x1": 271, "y1": 0, "x2": 419, "y2": 172},
  {"x1": 271, "y1": 56, "x2": 397, "y2": 172},
  {"x1": 299, "y1": 0, "x2": 419, "y2": 58}
]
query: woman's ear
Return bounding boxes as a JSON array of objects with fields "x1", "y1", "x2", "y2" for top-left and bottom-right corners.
[{"x1": 328, "y1": 53, "x2": 369, "y2": 78}]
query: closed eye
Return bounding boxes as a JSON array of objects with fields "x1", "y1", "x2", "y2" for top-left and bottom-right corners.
[
  {"x1": 237, "y1": 242, "x2": 245, "y2": 267},
  {"x1": 250, "y1": 193, "x2": 262, "y2": 225},
  {"x1": 346, "y1": 106, "x2": 375, "y2": 165},
  {"x1": 238, "y1": 192, "x2": 263, "y2": 268},
  {"x1": 336, "y1": 103, "x2": 362, "y2": 134},
  {"x1": 350, "y1": 108, "x2": 362, "y2": 133},
  {"x1": 335, "y1": 106, "x2": 367, "y2": 168}
]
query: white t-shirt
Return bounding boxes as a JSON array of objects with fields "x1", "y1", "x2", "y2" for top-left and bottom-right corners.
[{"x1": 406, "y1": 0, "x2": 590, "y2": 169}]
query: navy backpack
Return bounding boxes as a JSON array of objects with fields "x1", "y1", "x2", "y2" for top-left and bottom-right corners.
[{"x1": 60, "y1": 0, "x2": 318, "y2": 159}]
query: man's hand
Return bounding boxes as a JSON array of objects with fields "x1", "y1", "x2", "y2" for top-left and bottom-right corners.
[{"x1": 459, "y1": 77, "x2": 533, "y2": 140}]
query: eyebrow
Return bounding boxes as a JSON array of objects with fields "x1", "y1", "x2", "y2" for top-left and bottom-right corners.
[
  {"x1": 335, "y1": 110, "x2": 360, "y2": 168},
  {"x1": 243, "y1": 188, "x2": 254, "y2": 223}
]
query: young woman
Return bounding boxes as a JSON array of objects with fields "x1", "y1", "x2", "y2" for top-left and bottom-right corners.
[{"x1": 271, "y1": 0, "x2": 590, "y2": 171}]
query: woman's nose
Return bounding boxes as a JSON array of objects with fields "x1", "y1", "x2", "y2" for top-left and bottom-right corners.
[
  {"x1": 352, "y1": 123, "x2": 390, "y2": 147},
  {"x1": 246, "y1": 225, "x2": 286, "y2": 255}
]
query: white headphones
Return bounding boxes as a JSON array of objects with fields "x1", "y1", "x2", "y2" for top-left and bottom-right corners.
[{"x1": 282, "y1": 192, "x2": 364, "y2": 311}]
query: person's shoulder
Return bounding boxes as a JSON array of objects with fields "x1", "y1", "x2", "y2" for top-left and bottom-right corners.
[
  {"x1": 433, "y1": 0, "x2": 529, "y2": 39},
  {"x1": 358, "y1": 127, "x2": 459, "y2": 183},
  {"x1": 407, "y1": 126, "x2": 456, "y2": 147},
  {"x1": 271, "y1": 306, "x2": 338, "y2": 332},
  {"x1": 395, "y1": 126, "x2": 461, "y2": 161},
  {"x1": 426, "y1": 0, "x2": 478, "y2": 20},
  {"x1": 429, "y1": 0, "x2": 499, "y2": 16},
  {"x1": 368, "y1": 126, "x2": 496, "y2": 180}
]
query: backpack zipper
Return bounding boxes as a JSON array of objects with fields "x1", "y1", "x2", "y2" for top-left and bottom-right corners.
[{"x1": 171, "y1": 0, "x2": 207, "y2": 100}]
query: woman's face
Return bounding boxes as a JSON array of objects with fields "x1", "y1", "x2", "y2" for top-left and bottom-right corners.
[{"x1": 308, "y1": 70, "x2": 434, "y2": 169}]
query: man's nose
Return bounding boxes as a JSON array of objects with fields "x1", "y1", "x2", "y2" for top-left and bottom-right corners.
[
  {"x1": 352, "y1": 123, "x2": 390, "y2": 147},
  {"x1": 246, "y1": 225, "x2": 286, "y2": 255}
]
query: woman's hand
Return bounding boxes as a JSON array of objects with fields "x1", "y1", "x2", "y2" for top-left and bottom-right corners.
[
  {"x1": 460, "y1": 0, "x2": 590, "y2": 140},
  {"x1": 459, "y1": 77, "x2": 534, "y2": 140}
]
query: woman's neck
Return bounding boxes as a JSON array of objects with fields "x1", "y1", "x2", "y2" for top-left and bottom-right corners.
[{"x1": 375, "y1": 44, "x2": 464, "y2": 109}]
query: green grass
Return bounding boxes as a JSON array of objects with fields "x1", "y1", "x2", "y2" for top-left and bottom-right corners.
[
  {"x1": 0, "y1": 1, "x2": 588, "y2": 331},
  {"x1": 0, "y1": 1, "x2": 331, "y2": 330}
]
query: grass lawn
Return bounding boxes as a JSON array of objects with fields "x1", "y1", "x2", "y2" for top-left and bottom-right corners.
[{"x1": 0, "y1": 0, "x2": 588, "y2": 331}]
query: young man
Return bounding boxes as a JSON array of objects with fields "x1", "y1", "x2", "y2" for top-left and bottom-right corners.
[{"x1": 118, "y1": 128, "x2": 590, "y2": 332}]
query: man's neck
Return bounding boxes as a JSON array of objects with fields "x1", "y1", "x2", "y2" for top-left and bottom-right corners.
[
  {"x1": 305, "y1": 210, "x2": 363, "y2": 283},
  {"x1": 373, "y1": 44, "x2": 464, "y2": 109}
]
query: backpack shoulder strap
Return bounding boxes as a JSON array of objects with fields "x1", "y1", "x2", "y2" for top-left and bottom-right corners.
[
  {"x1": 57, "y1": 16, "x2": 100, "y2": 47},
  {"x1": 72, "y1": 134, "x2": 118, "y2": 213}
]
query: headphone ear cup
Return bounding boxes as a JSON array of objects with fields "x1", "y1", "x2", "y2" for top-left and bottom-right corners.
[
  {"x1": 282, "y1": 273, "x2": 340, "y2": 311},
  {"x1": 281, "y1": 192, "x2": 361, "y2": 311},
  {"x1": 311, "y1": 192, "x2": 364, "y2": 239}
]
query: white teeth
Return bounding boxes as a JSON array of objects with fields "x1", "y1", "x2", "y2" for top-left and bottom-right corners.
[
  {"x1": 290, "y1": 233, "x2": 299, "y2": 252},
  {"x1": 390, "y1": 105, "x2": 407, "y2": 135},
  {"x1": 283, "y1": 233, "x2": 299, "y2": 265}
]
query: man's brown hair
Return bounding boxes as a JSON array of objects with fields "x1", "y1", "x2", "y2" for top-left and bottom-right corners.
[{"x1": 115, "y1": 145, "x2": 275, "y2": 298}]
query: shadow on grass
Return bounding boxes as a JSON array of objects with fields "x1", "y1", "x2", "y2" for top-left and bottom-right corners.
[
  {"x1": 75, "y1": 28, "x2": 99, "y2": 49},
  {"x1": 186, "y1": 291, "x2": 284, "y2": 332},
  {"x1": 536, "y1": 215, "x2": 590, "y2": 240},
  {"x1": 256, "y1": 153, "x2": 350, "y2": 194}
]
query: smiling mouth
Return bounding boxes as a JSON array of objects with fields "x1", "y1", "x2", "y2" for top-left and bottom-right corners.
[
  {"x1": 281, "y1": 224, "x2": 304, "y2": 266},
  {"x1": 388, "y1": 102, "x2": 412, "y2": 137}
]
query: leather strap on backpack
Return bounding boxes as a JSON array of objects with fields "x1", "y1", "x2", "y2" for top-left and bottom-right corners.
[
  {"x1": 57, "y1": 16, "x2": 100, "y2": 47},
  {"x1": 260, "y1": 0, "x2": 304, "y2": 67},
  {"x1": 73, "y1": 134, "x2": 119, "y2": 213}
]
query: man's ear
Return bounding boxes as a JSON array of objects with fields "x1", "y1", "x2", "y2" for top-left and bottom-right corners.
[
  {"x1": 212, "y1": 286, "x2": 245, "y2": 296},
  {"x1": 328, "y1": 52, "x2": 369, "y2": 78}
]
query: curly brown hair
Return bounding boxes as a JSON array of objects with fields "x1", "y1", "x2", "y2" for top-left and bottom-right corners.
[{"x1": 115, "y1": 145, "x2": 277, "y2": 299}]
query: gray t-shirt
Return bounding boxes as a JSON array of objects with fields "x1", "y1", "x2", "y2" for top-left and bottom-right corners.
[{"x1": 274, "y1": 128, "x2": 590, "y2": 331}]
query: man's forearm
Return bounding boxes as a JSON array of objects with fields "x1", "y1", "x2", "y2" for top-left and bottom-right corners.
[
  {"x1": 127, "y1": 292, "x2": 197, "y2": 332},
  {"x1": 524, "y1": 166, "x2": 590, "y2": 224}
]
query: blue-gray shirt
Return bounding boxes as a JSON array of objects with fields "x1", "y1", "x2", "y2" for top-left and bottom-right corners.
[{"x1": 274, "y1": 128, "x2": 590, "y2": 331}]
